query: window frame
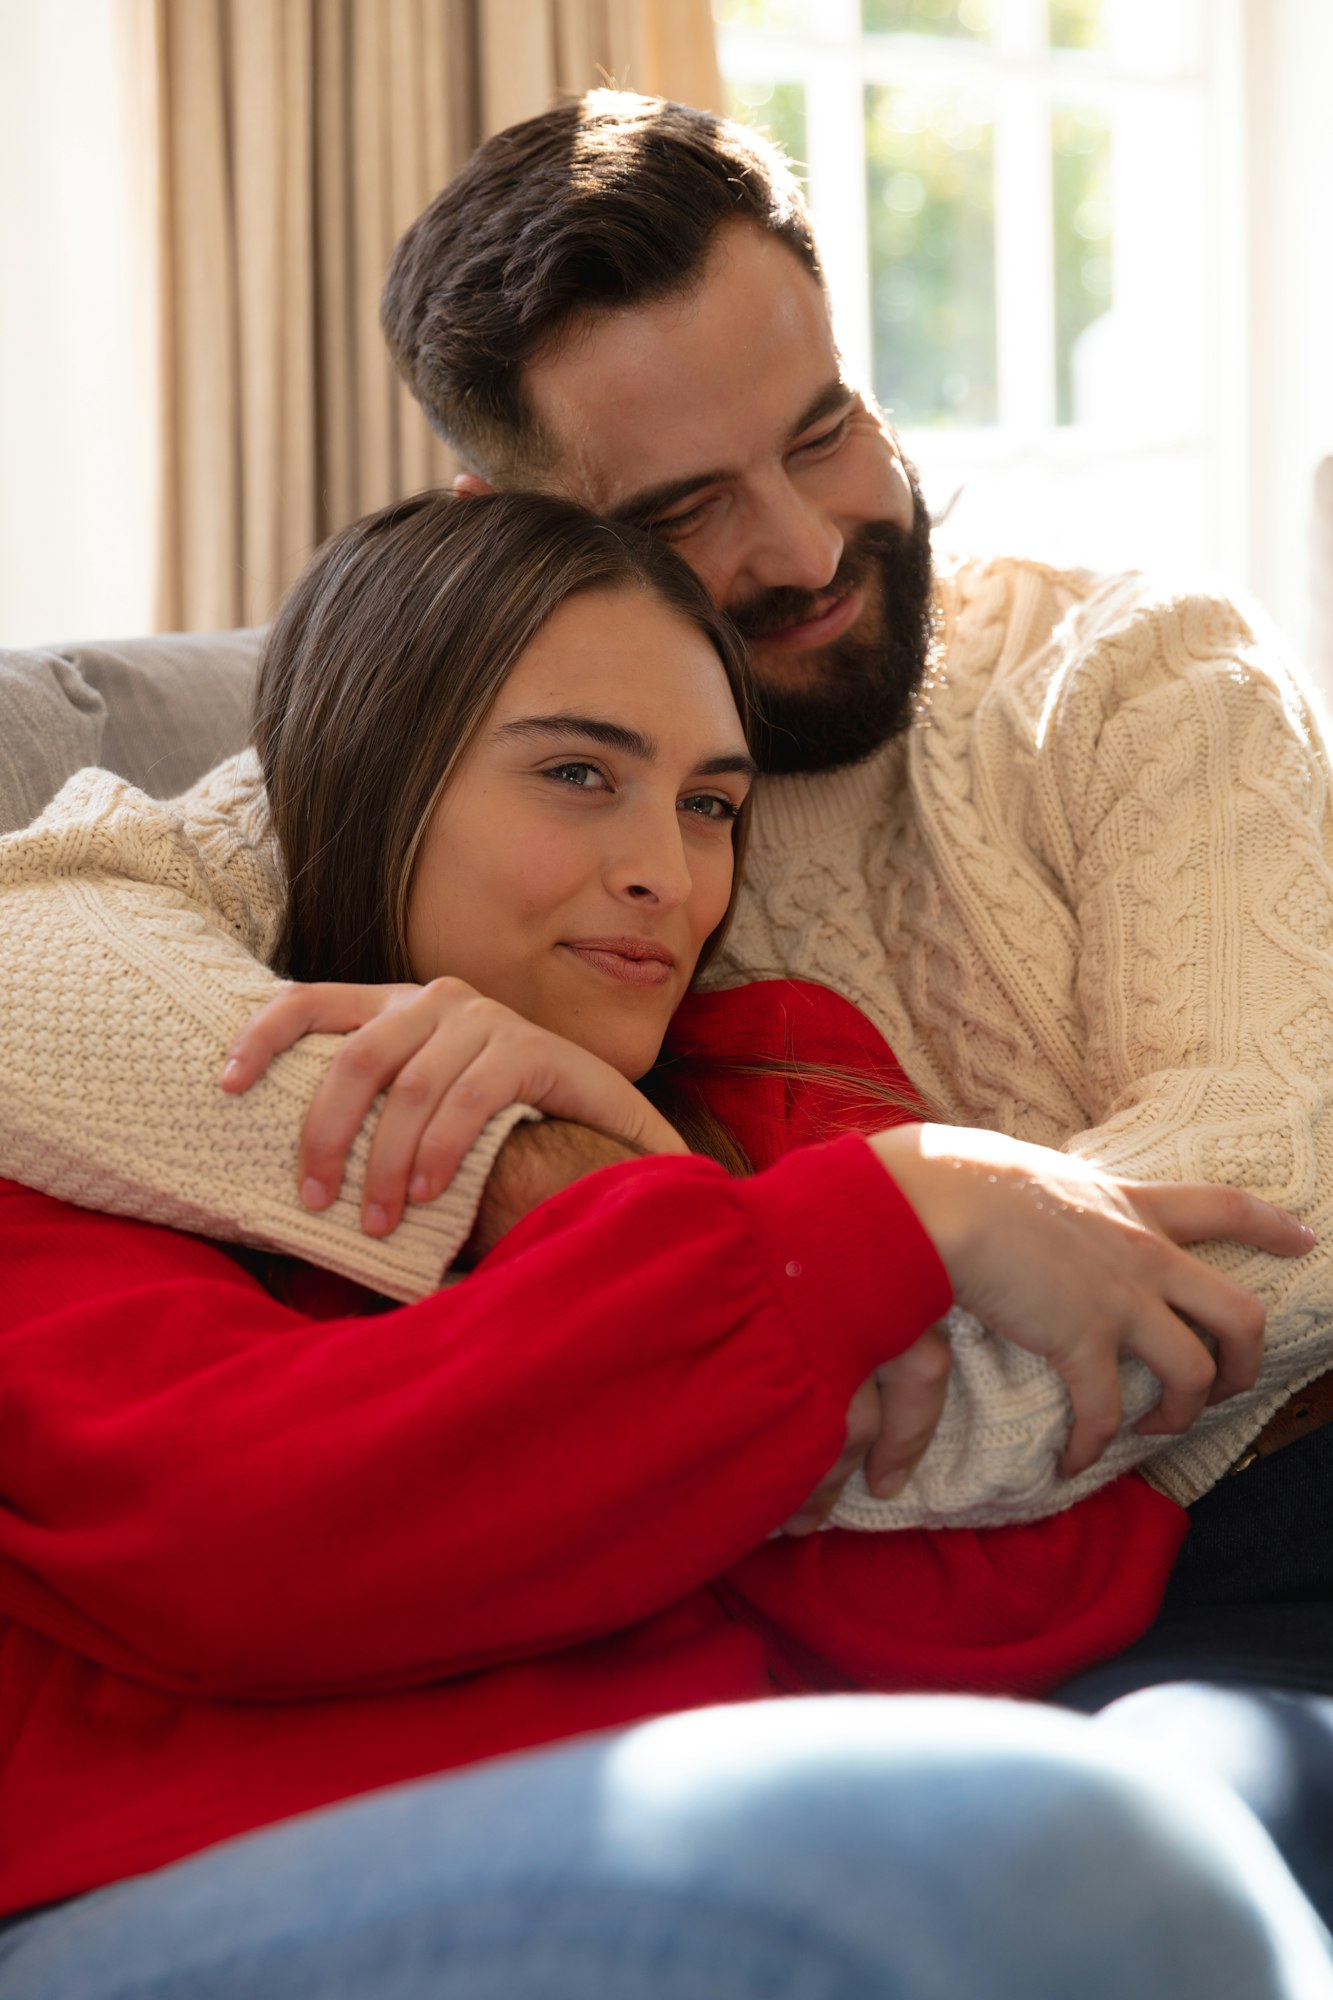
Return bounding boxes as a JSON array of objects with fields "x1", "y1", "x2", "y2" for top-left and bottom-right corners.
[{"x1": 715, "y1": 0, "x2": 1249, "y2": 582}]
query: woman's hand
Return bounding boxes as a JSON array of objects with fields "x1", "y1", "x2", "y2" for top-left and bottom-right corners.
[
  {"x1": 781, "y1": 1330, "x2": 953, "y2": 1535},
  {"x1": 221, "y1": 978, "x2": 687, "y2": 1235},
  {"x1": 868, "y1": 1123, "x2": 1316, "y2": 1477}
]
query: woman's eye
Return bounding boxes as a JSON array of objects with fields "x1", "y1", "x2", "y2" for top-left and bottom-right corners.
[
  {"x1": 680, "y1": 792, "x2": 740, "y2": 823},
  {"x1": 544, "y1": 762, "x2": 609, "y2": 791}
]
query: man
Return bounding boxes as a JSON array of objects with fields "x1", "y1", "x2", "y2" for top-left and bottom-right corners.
[{"x1": 372, "y1": 88, "x2": 1333, "y2": 1520}]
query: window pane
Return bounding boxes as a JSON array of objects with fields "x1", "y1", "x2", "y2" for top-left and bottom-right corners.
[
  {"x1": 1048, "y1": 0, "x2": 1105, "y2": 49},
  {"x1": 724, "y1": 78, "x2": 808, "y2": 177},
  {"x1": 1052, "y1": 107, "x2": 1113, "y2": 425},
  {"x1": 863, "y1": 0, "x2": 992, "y2": 39},
  {"x1": 865, "y1": 87, "x2": 997, "y2": 427},
  {"x1": 713, "y1": 0, "x2": 812, "y2": 29}
]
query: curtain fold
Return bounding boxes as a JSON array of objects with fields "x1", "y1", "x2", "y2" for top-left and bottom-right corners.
[{"x1": 152, "y1": 0, "x2": 723, "y2": 633}]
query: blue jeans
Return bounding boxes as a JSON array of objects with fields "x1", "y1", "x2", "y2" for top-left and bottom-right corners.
[{"x1": 1, "y1": 1696, "x2": 1327, "y2": 1999}]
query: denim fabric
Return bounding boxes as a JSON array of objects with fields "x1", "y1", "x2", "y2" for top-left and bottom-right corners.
[
  {"x1": 1, "y1": 1696, "x2": 1327, "y2": 2000},
  {"x1": 1088, "y1": 1684, "x2": 1333, "y2": 1929}
]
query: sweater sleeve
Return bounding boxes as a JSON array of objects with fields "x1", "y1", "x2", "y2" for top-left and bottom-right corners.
[
  {"x1": 0, "y1": 755, "x2": 528, "y2": 1300},
  {"x1": 0, "y1": 1145, "x2": 948, "y2": 1700},
  {"x1": 833, "y1": 589, "x2": 1333, "y2": 1528},
  {"x1": 1049, "y1": 596, "x2": 1333, "y2": 1504}
]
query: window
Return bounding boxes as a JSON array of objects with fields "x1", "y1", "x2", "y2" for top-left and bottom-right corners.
[{"x1": 714, "y1": 0, "x2": 1244, "y2": 583}]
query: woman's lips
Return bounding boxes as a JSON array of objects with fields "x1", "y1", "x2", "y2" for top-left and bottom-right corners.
[
  {"x1": 748, "y1": 581, "x2": 867, "y2": 654},
  {"x1": 558, "y1": 939, "x2": 676, "y2": 988}
]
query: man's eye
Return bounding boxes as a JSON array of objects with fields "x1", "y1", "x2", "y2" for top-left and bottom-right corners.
[
  {"x1": 799, "y1": 413, "x2": 853, "y2": 457},
  {"x1": 651, "y1": 496, "x2": 715, "y2": 542},
  {"x1": 544, "y1": 762, "x2": 609, "y2": 790},
  {"x1": 680, "y1": 792, "x2": 740, "y2": 823}
]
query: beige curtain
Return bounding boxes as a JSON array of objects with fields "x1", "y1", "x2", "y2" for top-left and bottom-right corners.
[{"x1": 151, "y1": 0, "x2": 722, "y2": 632}]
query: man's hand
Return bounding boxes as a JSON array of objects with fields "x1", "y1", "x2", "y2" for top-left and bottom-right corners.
[
  {"x1": 869, "y1": 1123, "x2": 1315, "y2": 1477},
  {"x1": 781, "y1": 1326, "x2": 953, "y2": 1535}
]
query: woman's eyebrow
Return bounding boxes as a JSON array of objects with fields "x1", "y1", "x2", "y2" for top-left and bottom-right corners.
[
  {"x1": 697, "y1": 752, "x2": 758, "y2": 779},
  {"x1": 494, "y1": 713, "x2": 655, "y2": 758},
  {"x1": 493, "y1": 714, "x2": 756, "y2": 779}
]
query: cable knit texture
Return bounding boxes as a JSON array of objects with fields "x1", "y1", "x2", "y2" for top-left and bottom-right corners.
[
  {"x1": 0, "y1": 757, "x2": 531, "y2": 1301},
  {"x1": 1, "y1": 552, "x2": 1331, "y2": 1517},
  {"x1": 704, "y1": 554, "x2": 1333, "y2": 1525}
]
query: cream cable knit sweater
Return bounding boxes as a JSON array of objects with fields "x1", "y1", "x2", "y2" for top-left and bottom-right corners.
[
  {"x1": 1, "y1": 553, "x2": 1331, "y2": 1525},
  {"x1": 0, "y1": 760, "x2": 530, "y2": 1304}
]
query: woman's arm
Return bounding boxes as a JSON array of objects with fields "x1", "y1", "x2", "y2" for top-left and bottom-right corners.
[{"x1": 0, "y1": 1140, "x2": 947, "y2": 1701}]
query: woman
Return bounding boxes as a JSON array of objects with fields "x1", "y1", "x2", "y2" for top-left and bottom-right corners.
[{"x1": 0, "y1": 493, "x2": 1320, "y2": 1995}]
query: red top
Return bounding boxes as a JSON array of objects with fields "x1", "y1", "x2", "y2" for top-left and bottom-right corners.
[{"x1": 0, "y1": 980, "x2": 1184, "y2": 1916}]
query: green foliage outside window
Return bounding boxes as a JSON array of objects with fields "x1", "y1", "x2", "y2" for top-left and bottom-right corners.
[
  {"x1": 714, "y1": 0, "x2": 811, "y2": 29},
  {"x1": 865, "y1": 86, "x2": 997, "y2": 426},
  {"x1": 724, "y1": 78, "x2": 809, "y2": 181},
  {"x1": 1048, "y1": 0, "x2": 1105, "y2": 49},
  {"x1": 1052, "y1": 107, "x2": 1112, "y2": 422},
  {"x1": 862, "y1": 0, "x2": 992, "y2": 36}
]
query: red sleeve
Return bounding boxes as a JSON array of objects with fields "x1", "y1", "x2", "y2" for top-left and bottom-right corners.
[
  {"x1": 0, "y1": 1141, "x2": 948, "y2": 1702},
  {"x1": 666, "y1": 979, "x2": 925, "y2": 1170}
]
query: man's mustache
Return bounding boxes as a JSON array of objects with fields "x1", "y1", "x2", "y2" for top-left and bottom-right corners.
[{"x1": 728, "y1": 534, "x2": 883, "y2": 642}]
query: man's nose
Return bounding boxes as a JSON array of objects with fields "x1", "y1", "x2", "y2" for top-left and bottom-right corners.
[{"x1": 741, "y1": 477, "x2": 843, "y2": 595}]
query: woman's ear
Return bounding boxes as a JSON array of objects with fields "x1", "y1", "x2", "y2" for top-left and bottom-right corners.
[{"x1": 452, "y1": 471, "x2": 495, "y2": 500}]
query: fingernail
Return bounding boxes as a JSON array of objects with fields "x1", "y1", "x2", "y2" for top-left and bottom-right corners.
[
  {"x1": 785, "y1": 1513, "x2": 821, "y2": 1537},
  {"x1": 301, "y1": 1177, "x2": 331, "y2": 1211},
  {"x1": 1301, "y1": 1224, "x2": 1318, "y2": 1245},
  {"x1": 409, "y1": 1173, "x2": 432, "y2": 1203},
  {"x1": 363, "y1": 1202, "x2": 390, "y2": 1236},
  {"x1": 220, "y1": 1059, "x2": 241, "y2": 1089},
  {"x1": 872, "y1": 1470, "x2": 908, "y2": 1500}
]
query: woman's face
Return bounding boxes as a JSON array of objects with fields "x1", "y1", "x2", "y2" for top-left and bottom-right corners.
[{"x1": 406, "y1": 584, "x2": 755, "y2": 1079}]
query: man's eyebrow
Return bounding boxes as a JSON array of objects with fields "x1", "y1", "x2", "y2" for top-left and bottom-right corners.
[
  {"x1": 493, "y1": 714, "x2": 757, "y2": 780},
  {"x1": 610, "y1": 377, "x2": 856, "y2": 530}
]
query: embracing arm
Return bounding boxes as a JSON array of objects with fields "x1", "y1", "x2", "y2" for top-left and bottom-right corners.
[
  {"x1": 835, "y1": 593, "x2": 1333, "y2": 1529},
  {"x1": 1053, "y1": 603, "x2": 1333, "y2": 1503},
  {"x1": 0, "y1": 755, "x2": 527, "y2": 1298},
  {"x1": 0, "y1": 1141, "x2": 948, "y2": 1700}
]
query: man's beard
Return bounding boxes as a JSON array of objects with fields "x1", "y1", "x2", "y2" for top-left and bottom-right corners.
[{"x1": 731, "y1": 471, "x2": 936, "y2": 776}]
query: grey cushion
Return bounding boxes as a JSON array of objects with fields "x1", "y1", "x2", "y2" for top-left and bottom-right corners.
[{"x1": 0, "y1": 628, "x2": 262, "y2": 836}]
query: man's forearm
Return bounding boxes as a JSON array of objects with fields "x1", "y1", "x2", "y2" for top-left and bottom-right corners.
[{"x1": 462, "y1": 1119, "x2": 641, "y2": 1264}]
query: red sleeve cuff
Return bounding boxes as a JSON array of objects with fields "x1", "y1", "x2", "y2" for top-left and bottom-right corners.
[{"x1": 744, "y1": 1131, "x2": 953, "y2": 1398}]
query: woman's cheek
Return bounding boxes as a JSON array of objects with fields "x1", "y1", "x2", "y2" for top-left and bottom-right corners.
[{"x1": 697, "y1": 844, "x2": 735, "y2": 938}]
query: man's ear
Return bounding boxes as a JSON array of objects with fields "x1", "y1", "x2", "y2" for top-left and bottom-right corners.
[{"x1": 452, "y1": 471, "x2": 495, "y2": 499}]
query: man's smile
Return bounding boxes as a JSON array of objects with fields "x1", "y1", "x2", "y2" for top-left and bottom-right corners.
[{"x1": 744, "y1": 583, "x2": 867, "y2": 655}]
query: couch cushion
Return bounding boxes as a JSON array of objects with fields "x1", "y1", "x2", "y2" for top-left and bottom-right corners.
[
  {"x1": 0, "y1": 628, "x2": 263, "y2": 836},
  {"x1": 64, "y1": 629, "x2": 263, "y2": 798},
  {"x1": 0, "y1": 650, "x2": 107, "y2": 836}
]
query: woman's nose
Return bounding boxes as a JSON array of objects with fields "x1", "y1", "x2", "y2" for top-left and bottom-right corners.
[{"x1": 609, "y1": 814, "x2": 692, "y2": 910}]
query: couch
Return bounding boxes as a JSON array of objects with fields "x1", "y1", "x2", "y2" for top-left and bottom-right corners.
[{"x1": 0, "y1": 627, "x2": 262, "y2": 836}]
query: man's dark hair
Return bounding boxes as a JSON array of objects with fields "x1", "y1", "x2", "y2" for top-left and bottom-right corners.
[{"x1": 381, "y1": 90, "x2": 822, "y2": 480}]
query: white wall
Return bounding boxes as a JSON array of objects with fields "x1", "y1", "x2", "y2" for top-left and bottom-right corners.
[
  {"x1": 1243, "y1": 0, "x2": 1333, "y2": 677},
  {"x1": 0, "y1": 0, "x2": 158, "y2": 647}
]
